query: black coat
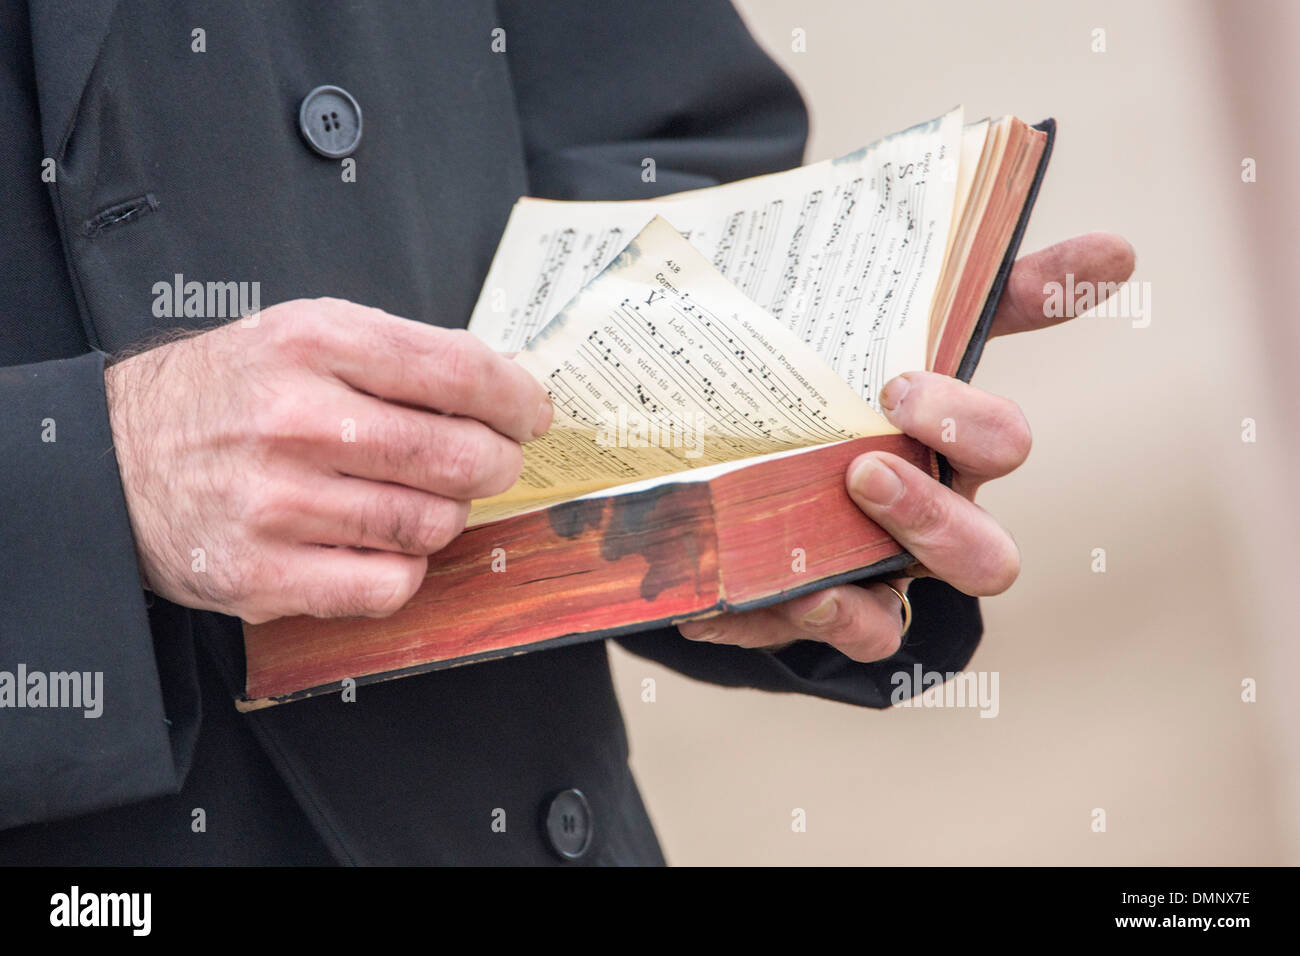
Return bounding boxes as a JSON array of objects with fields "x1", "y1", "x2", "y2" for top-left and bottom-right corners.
[{"x1": 0, "y1": 0, "x2": 982, "y2": 864}]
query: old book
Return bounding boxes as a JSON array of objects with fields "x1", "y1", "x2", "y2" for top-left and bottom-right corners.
[{"x1": 238, "y1": 107, "x2": 1054, "y2": 708}]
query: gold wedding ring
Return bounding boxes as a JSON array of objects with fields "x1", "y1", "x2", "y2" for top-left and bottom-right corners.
[{"x1": 883, "y1": 583, "x2": 912, "y2": 639}]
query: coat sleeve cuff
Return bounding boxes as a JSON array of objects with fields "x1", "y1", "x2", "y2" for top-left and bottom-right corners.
[
  {"x1": 613, "y1": 578, "x2": 983, "y2": 709},
  {"x1": 0, "y1": 352, "x2": 190, "y2": 829}
]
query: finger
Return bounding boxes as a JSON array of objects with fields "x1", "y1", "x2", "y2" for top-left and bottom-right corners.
[
  {"x1": 990, "y1": 233, "x2": 1135, "y2": 338},
  {"x1": 311, "y1": 391, "x2": 523, "y2": 500},
  {"x1": 847, "y1": 452, "x2": 1020, "y2": 596},
  {"x1": 296, "y1": 299, "x2": 553, "y2": 442},
  {"x1": 677, "y1": 581, "x2": 910, "y2": 663},
  {"x1": 878, "y1": 371, "x2": 1031, "y2": 490},
  {"x1": 240, "y1": 545, "x2": 428, "y2": 623},
  {"x1": 257, "y1": 473, "x2": 469, "y2": 555}
]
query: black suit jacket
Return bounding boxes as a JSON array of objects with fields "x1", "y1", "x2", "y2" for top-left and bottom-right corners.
[{"x1": 0, "y1": 0, "x2": 982, "y2": 864}]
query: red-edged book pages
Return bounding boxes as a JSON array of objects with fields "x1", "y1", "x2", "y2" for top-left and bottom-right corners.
[{"x1": 241, "y1": 434, "x2": 933, "y2": 706}]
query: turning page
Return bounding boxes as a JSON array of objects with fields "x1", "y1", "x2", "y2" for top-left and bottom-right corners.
[{"x1": 469, "y1": 217, "x2": 897, "y2": 527}]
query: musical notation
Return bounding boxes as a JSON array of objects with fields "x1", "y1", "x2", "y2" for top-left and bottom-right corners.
[
  {"x1": 497, "y1": 217, "x2": 896, "y2": 504},
  {"x1": 469, "y1": 107, "x2": 963, "y2": 411}
]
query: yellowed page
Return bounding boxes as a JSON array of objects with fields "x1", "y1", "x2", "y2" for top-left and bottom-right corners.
[
  {"x1": 927, "y1": 117, "x2": 1012, "y2": 366},
  {"x1": 469, "y1": 217, "x2": 897, "y2": 526},
  {"x1": 927, "y1": 118, "x2": 992, "y2": 363},
  {"x1": 935, "y1": 120, "x2": 991, "y2": 300}
]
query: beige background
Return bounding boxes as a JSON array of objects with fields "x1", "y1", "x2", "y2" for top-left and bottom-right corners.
[{"x1": 608, "y1": 0, "x2": 1300, "y2": 865}]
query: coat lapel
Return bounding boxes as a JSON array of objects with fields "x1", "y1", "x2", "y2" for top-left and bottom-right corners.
[{"x1": 27, "y1": 0, "x2": 120, "y2": 159}]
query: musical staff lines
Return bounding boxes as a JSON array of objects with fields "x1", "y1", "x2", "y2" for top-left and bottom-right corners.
[
  {"x1": 515, "y1": 227, "x2": 577, "y2": 346},
  {"x1": 578, "y1": 226, "x2": 624, "y2": 288},
  {"x1": 470, "y1": 108, "x2": 963, "y2": 410},
  {"x1": 729, "y1": 200, "x2": 783, "y2": 299},
  {"x1": 541, "y1": 290, "x2": 860, "y2": 450},
  {"x1": 770, "y1": 191, "x2": 820, "y2": 319}
]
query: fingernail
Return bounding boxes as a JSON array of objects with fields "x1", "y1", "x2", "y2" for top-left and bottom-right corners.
[
  {"x1": 801, "y1": 595, "x2": 838, "y2": 627},
  {"x1": 688, "y1": 628, "x2": 719, "y2": 643},
  {"x1": 849, "y1": 456, "x2": 904, "y2": 506},
  {"x1": 532, "y1": 398, "x2": 554, "y2": 438},
  {"x1": 879, "y1": 375, "x2": 910, "y2": 413}
]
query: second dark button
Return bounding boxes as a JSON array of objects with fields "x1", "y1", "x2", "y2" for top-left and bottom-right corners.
[
  {"x1": 543, "y1": 789, "x2": 593, "y2": 861},
  {"x1": 298, "y1": 85, "x2": 363, "y2": 159}
]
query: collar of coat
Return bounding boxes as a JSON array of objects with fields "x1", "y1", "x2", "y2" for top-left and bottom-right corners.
[{"x1": 28, "y1": 0, "x2": 120, "y2": 161}]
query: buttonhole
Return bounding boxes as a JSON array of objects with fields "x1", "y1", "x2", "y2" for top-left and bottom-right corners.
[{"x1": 82, "y1": 193, "x2": 160, "y2": 238}]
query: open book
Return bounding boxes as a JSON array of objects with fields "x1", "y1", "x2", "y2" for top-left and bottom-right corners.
[{"x1": 238, "y1": 107, "x2": 1054, "y2": 708}]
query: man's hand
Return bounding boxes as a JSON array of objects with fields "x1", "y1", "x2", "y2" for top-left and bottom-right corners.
[
  {"x1": 104, "y1": 298, "x2": 552, "y2": 624},
  {"x1": 677, "y1": 232, "x2": 1136, "y2": 662}
]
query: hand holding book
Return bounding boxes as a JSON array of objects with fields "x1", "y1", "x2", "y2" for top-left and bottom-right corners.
[{"x1": 680, "y1": 231, "x2": 1135, "y2": 660}]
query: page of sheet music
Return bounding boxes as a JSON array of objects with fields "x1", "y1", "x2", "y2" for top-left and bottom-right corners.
[
  {"x1": 469, "y1": 107, "x2": 964, "y2": 410},
  {"x1": 468, "y1": 217, "x2": 897, "y2": 527}
]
